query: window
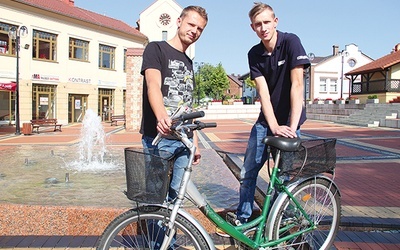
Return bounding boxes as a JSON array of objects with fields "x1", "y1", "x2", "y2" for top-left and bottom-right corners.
[
  {"x1": 0, "y1": 22, "x2": 17, "y2": 56},
  {"x1": 99, "y1": 44, "x2": 115, "y2": 69},
  {"x1": 123, "y1": 48, "x2": 127, "y2": 72},
  {"x1": 32, "y1": 30, "x2": 57, "y2": 61},
  {"x1": 69, "y1": 38, "x2": 89, "y2": 61},
  {"x1": 162, "y1": 31, "x2": 168, "y2": 41},
  {"x1": 319, "y1": 78, "x2": 327, "y2": 92},
  {"x1": 329, "y1": 79, "x2": 338, "y2": 92}
]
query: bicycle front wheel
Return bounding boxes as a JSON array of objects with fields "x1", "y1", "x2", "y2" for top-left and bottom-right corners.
[
  {"x1": 97, "y1": 206, "x2": 211, "y2": 250},
  {"x1": 271, "y1": 178, "x2": 341, "y2": 250}
]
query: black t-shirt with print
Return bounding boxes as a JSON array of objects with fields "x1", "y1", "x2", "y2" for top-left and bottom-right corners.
[{"x1": 140, "y1": 41, "x2": 195, "y2": 138}]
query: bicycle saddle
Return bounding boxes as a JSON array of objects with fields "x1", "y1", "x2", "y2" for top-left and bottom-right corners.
[{"x1": 262, "y1": 136, "x2": 302, "y2": 152}]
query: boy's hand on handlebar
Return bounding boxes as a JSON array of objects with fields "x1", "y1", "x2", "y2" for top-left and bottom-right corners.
[{"x1": 157, "y1": 117, "x2": 172, "y2": 135}]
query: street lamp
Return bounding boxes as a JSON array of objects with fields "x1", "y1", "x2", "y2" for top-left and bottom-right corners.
[
  {"x1": 338, "y1": 50, "x2": 349, "y2": 100},
  {"x1": 8, "y1": 25, "x2": 28, "y2": 135},
  {"x1": 306, "y1": 53, "x2": 315, "y2": 103},
  {"x1": 194, "y1": 62, "x2": 204, "y2": 105}
]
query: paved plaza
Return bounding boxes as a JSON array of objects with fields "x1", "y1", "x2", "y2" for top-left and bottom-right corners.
[{"x1": 0, "y1": 118, "x2": 399, "y2": 249}]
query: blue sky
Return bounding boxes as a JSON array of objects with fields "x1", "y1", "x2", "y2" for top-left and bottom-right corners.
[{"x1": 76, "y1": 0, "x2": 399, "y2": 75}]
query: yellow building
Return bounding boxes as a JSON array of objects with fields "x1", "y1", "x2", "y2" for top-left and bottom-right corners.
[{"x1": 0, "y1": 0, "x2": 147, "y2": 129}]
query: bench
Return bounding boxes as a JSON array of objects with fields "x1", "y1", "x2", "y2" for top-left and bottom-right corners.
[
  {"x1": 111, "y1": 115, "x2": 126, "y2": 126},
  {"x1": 31, "y1": 119, "x2": 62, "y2": 133}
]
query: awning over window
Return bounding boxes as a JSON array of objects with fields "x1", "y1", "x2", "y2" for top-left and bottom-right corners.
[{"x1": 0, "y1": 82, "x2": 16, "y2": 91}]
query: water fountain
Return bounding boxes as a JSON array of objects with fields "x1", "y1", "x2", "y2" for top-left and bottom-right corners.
[
  {"x1": 0, "y1": 110, "x2": 239, "y2": 237},
  {"x1": 67, "y1": 109, "x2": 122, "y2": 172}
]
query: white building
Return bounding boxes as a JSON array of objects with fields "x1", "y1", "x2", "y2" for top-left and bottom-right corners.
[
  {"x1": 308, "y1": 44, "x2": 373, "y2": 101},
  {"x1": 138, "y1": 0, "x2": 195, "y2": 59},
  {"x1": 0, "y1": 0, "x2": 147, "y2": 128}
]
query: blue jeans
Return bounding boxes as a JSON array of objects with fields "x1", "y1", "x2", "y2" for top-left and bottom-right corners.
[
  {"x1": 236, "y1": 122, "x2": 300, "y2": 223},
  {"x1": 142, "y1": 135, "x2": 191, "y2": 200}
]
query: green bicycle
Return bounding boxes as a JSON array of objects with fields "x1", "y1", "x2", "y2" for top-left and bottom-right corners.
[{"x1": 97, "y1": 111, "x2": 341, "y2": 249}]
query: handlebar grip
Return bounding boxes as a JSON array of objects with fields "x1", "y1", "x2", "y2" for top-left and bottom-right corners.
[
  {"x1": 181, "y1": 111, "x2": 205, "y2": 121},
  {"x1": 203, "y1": 122, "x2": 217, "y2": 128},
  {"x1": 196, "y1": 122, "x2": 217, "y2": 130}
]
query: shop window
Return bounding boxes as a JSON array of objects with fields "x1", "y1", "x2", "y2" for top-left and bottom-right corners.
[
  {"x1": 69, "y1": 37, "x2": 89, "y2": 61},
  {"x1": 0, "y1": 22, "x2": 18, "y2": 55},
  {"x1": 99, "y1": 44, "x2": 115, "y2": 70},
  {"x1": 32, "y1": 30, "x2": 57, "y2": 61}
]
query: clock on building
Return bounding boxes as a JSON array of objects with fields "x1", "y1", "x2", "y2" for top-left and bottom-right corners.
[
  {"x1": 159, "y1": 13, "x2": 171, "y2": 26},
  {"x1": 348, "y1": 59, "x2": 356, "y2": 67}
]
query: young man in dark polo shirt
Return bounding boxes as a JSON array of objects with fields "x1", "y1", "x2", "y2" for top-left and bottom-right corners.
[{"x1": 235, "y1": 2, "x2": 310, "y2": 225}]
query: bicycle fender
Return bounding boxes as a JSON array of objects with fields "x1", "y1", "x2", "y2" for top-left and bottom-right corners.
[
  {"x1": 264, "y1": 176, "x2": 341, "y2": 239},
  {"x1": 140, "y1": 204, "x2": 216, "y2": 250}
]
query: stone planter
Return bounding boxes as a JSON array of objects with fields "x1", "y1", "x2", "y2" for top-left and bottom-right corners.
[
  {"x1": 349, "y1": 99, "x2": 360, "y2": 104},
  {"x1": 210, "y1": 101, "x2": 222, "y2": 105},
  {"x1": 367, "y1": 98, "x2": 379, "y2": 104},
  {"x1": 233, "y1": 101, "x2": 243, "y2": 105},
  {"x1": 336, "y1": 100, "x2": 345, "y2": 104},
  {"x1": 313, "y1": 101, "x2": 324, "y2": 104},
  {"x1": 324, "y1": 100, "x2": 333, "y2": 104}
]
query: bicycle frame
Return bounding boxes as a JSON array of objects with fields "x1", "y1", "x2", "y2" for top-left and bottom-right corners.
[{"x1": 154, "y1": 120, "x2": 339, "y2": 249}]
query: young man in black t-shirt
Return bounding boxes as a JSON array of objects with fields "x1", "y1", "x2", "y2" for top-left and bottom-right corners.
[{"x1": 140, "y1": 6, "x2": 208, "y2": 200}]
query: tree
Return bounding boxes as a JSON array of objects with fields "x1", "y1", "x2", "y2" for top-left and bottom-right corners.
[
  {"x1": 197, "y1": 63, "x2": 229, "y2": 101},
  {"x1": 245, "y1": 76, "x2": 256, "y2": 89}
]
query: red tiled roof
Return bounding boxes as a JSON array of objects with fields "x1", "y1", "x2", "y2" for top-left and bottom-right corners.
[
  {"x1": 12, "y1": 0, "x2": 147, "y2": 40},
  {"x1": 345, "y1": 50, "x2": 400, "y2": 75},
  {"x1": 228, "y1": 74, "x2": 243, "y2": 87},
  {"x1": 127, "y1": 48, "x2": 144, "y2": 56}
]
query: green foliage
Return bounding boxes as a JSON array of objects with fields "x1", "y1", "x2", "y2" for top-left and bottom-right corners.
[
  {"x1": 245, "y1": 77, "x2": 256, "y2": 89},
  {"x1": 195, "y1": 63, "x2": 230, "y2": 101},
  {"x1": 367, "y1": 94, "x2": 378, "y2": 99}
]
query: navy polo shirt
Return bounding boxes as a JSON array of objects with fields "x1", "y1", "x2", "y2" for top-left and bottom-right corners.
[{"x1": 248, "y1": 31, "x2": 310, "y2": 128}]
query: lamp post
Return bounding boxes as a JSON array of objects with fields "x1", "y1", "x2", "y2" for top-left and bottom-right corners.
[
  {"x1": 8, "y1": 25, "x2": 28, "y2": 135},
  {"x1": 194, "y1": 62, "x2": 204, "y2": 105},
  {"x1": 339, "y1": 50, "x2": 349, "y2": 100},
  {"x1": 306, "y1": 53, "x2": 315, "y2": 103}
]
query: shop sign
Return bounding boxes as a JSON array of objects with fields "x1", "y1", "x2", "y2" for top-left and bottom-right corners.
[
  {"x1": 98, "y1": 80, "x2": 117, "y2": 87},
  {"x1": 32, "y1": 74, "x2": 60, "y2": 82},
  {"x1": 68, "y1": 77, "x2": 91, "y2": 84}
]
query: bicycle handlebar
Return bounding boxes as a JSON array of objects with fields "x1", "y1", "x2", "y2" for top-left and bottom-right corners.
[
  {"x1": 152, "y1": 111, "x2": 216, "y2": 146},
  {"x1": 180, "y1": 111, "x2": 205, "y2": 121}
]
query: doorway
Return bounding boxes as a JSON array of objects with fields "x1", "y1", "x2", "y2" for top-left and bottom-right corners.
[
  {"x1": 32, "y1": 84, "x2": 56, "y2": 120},
  {"x1": 68, "y1": 94, "x2": 88, "y2": 123},
  {"x1": 98, "y1": 88, "x2": 114, "y2": 122}
]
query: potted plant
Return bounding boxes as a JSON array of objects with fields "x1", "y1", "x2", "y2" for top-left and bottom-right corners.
[
  {"x1": 324, "y1": 98, "x2": 333, "y2": 104},
  {"x1": 367, "y1": 94, "x2": 379, "y2": 104},
  {"x1": 313, "y1": 98, "x2": 324, "y2": 104},
  {"x1": 233, "y1": 99, "x2": 243, "y2": 105},
  {"x1": 348, "y1": 96, "x2": 360, "y2": 104},
  {"x1": 335, "y1": 98, "x2": 345, "y2": 104},
  {"x1": 210, "y1": 99, "x2": 222, "y2": 105}
]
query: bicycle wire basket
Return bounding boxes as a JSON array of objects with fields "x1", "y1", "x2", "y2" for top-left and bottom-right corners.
[
  {"x1": 124, "y1": 147, "x2": 174, "y2": 204},
  {"x1": 279, "y1": 138, "x2": 337, "y2": 182}
]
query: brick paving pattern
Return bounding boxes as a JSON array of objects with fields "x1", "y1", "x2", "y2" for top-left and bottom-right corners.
[{"x1": 0, "y1": 118, "x2": 399, "y2": 249}]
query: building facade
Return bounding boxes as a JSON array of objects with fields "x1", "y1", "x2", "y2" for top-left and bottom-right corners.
[
  {"x1": 345, "y1": 44, "x2": 400, "y2": 104},
  {"x1": 0, "y1": 0, "x2": 147, "y2": 127},
  {"x1": 138, "y1": 0, "x2": 194, "y2": 59},
  {"x1": 308, "y1": 44, "x2": 373, "y2": 102}
]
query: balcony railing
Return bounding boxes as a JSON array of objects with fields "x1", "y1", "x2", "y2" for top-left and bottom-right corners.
[{"x1": 352, "y1": 79, "x2": 400, "y2": 94}]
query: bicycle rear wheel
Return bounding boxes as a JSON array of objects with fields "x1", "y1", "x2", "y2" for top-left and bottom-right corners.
[
  {"x1": 271, "y1": 178, "x2": 341, "y2": 250},
  {"x1": 97, "y1": 206, "x2": 211, "y2": 250}
]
